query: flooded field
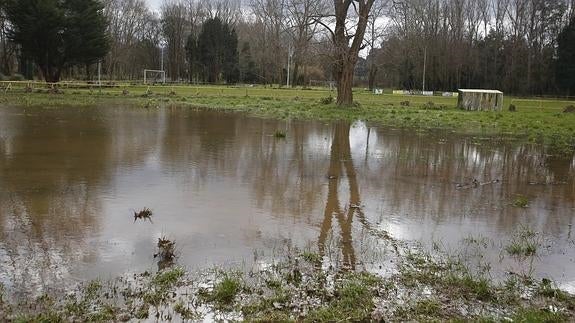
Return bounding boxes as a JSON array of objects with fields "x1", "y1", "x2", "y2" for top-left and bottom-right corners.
[{"x1": 0, "y1": 105, "x2": 574, "y2": 299}]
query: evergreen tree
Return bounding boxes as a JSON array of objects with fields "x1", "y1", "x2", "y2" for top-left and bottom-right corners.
[
  {"x1": 223, "y1": 28, "x2": 239, "y2": 83},
  {"x1": 557, "y1": 17, "x2": 575, "y2": 95},
  {"x1": 239, "y1": 42, "x2": 257, "y2": 83},
  {"x1": 5, "y1": 0, "x2": 109, "y2": 82},
  {"x1": 185, "y1": 32, "x2": 199, "y2": 82},
  {"x1": 197, "y1": 17, "x2": 239, "y2": 84}
]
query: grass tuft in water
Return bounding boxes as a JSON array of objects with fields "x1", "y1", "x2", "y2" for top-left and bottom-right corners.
[
  {"x1": 174, "y1": 301, "x2": 199, "y2": 320},
  {"x1": 306, "y1": 272, "x2": 380, "y2": 322},
  {"x1": 200, "y1": 273, "x2": 242, "y2": 308},
  {"x1": 513, "y1": 195, "x2": 530, "y2": 208},
  {"x1": 134, "y1": 207, "x2": 153, "y2": 221},
  {"x1": 505, "y1": 227, "x2": 539, "y2": 257},
  {"x1": 274, "y1": 130, "x2": 287, "y2": 139}
]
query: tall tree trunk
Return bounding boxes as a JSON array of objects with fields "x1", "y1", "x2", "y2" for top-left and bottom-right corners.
[
  {"x1": 368, "y1": 63, "x2": 378, "y2": 91},
  {"x1": 336, "y1": 64, "x2": 354, "y2": 105},
  {"x1": 86, "y1": 63, "x2": 92, "y2": 81},
  {"x1": 40, "y1": 64, "x2": 61, "y2": 83},
  {"x1": 332, "y1": 0, "x2": 374, "y2": 106},
  {"x1": 292, "y1": 61, "x2": 300, "y2": 86}
]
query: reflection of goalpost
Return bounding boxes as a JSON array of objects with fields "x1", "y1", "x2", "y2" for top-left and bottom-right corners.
[{"x1": 143, "y1": 69, "x2": 166, "y2": 84}]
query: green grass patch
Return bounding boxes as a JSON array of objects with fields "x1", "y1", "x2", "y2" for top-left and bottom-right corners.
[
  {"x1": 152, "y1": 267, "x2": 185, "y2": 289},
  {"x1": 506, "y1": 227, "x2": 540, "y2": 257},
  {"x1": 512, "y1": 308, "x2": 567, "y2": 322},
  {"x1": 306, "y1": 272, "x2": 381, "y2": 322},
  {"x1": 513, "y1": 195, "x2": 530, "y2": 208},
  {"x1": 274, "y1": 130, "x2": 287, "y2": 138},
  {"x1": 200, "y1": 273, "x2": 242, "y2": 308}
]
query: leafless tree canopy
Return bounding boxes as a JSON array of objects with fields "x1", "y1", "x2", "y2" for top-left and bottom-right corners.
[{"x1": 0, "y1": 0, "x2": 573, "y2": 96}]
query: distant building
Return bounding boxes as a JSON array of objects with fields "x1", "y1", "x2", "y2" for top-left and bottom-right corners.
[{"x1": 457, "y1": 89, "x2": 504, "y2": 111}]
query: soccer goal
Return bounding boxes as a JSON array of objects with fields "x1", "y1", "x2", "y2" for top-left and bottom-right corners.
[
  {"x1": 143, "y1": 69, "x2": 166, "y2": 84},
  {"x1": 309, "y1": 79, "x2": 335, "y2": 91}
]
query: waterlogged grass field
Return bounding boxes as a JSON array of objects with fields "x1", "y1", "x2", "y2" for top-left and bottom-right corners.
[
  {"x1": 1, "y1": 82, "x2": 574, "y2": 156},
  {"x1": 1, "y1": 83, "x2": 575, "y2": 321}
]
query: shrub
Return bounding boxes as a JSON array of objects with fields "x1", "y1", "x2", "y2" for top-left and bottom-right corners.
[{"x1": 320, "y1": 96, "x2": 334, "y2": 105}]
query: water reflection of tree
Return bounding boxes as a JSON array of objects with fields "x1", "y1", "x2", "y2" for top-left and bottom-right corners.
[
  {"x1": 0, "y1": 107, "x2": 160, "y2": 298},
  {"x1": 318, "y1": 122, "x2": 360, "y2": 269},
  {"x1": 363, "y1": 128, "x2": 575, "y2": 238}
]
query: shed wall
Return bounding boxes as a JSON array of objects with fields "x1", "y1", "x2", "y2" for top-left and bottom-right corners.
[{"x1": 457, "y1": 92, "x2": 503, "y2": 111}]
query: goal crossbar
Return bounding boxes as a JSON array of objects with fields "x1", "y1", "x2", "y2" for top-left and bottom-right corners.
[{"x1": 143, "y1": 69, "x2": 166, "y2": 84}]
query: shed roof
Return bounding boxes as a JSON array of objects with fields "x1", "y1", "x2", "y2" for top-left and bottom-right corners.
[{"x1": 458, "y1": 89, "x2": 503, "y2": 94}]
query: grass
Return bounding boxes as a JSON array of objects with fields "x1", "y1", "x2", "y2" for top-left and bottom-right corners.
[
  {"x1": 274, "y1": 130, "x2": 287, "y2": 138},
  {"x1": 394, "y1": 299, "x2": 449, "y2": 321},
  {"x1": 506, "y1": 227, "x2": 540, "y2": 257},
  {"x1": 513, "y1": 195, "x2": 531, "y2": 208},
  {"x1": 173, "y1": 301, "x2": 199, "y2": 320},
  {"x1": 1, "y1": 83, "x2": 574, "y2": 156},
  {"x1": 152, "y1": 267, "x2": 185, "y2": 289},
  {"x1": 2, "y1": 248, "x2": 574, "y2": 322},
  {"x1": 301, "y1": 251, "x2": 323, "y2": 265},
  {"x1": 306, "y1": 273, "x2": 380, "y2": 321},
  {"x1": 512, "y1": 308, "x2": 567, "y2": 322},
  {"x1": 199, "y1": 273, "x2": 242, "y2": 308}
]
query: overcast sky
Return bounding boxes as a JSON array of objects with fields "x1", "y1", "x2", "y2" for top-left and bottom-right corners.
[{"x1": 145, "y1": 0, "x2": 161, "y2": 11}]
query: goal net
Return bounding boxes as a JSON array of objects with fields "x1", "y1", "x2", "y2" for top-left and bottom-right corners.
[
  {"x1": 309, "y1": 79, "x2": 335, "y2": 90},
  {"x1": 143, "y1": 69, "x2": 166, "y2": 84}
]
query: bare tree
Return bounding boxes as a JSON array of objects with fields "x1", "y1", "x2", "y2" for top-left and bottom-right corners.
[
  {"x1": 250, "y1": 0, "x2": 287, "y2": 84},
  {"x1": 284, "y1": 0, "x2": 326, "y2": 86},
  {"x1": 104, "y1": 0, "x2": 161, "y2": 80},
  {"x1": 318, "y1": 0, "x2": 376, "y2": 106},
  {"x1": 161, "y1": 0, "x2": 188, "y2": 81},
  {"x1": 365, "y1": 0, "x2": 389, "y2": 90}
]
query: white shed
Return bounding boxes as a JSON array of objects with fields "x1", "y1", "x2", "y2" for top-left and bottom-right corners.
[{"x1": 457, "y1": 89, "x2": 504, "y2": 111}]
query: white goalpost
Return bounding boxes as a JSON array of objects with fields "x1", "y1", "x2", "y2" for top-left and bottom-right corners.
[{"x1": 143, "y1": 69, "x2": 166, "y2": 84}]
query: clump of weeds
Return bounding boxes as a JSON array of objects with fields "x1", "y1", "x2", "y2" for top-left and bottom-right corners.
[
  {"x1": 134, "y1": 207, "x2": 153, "y2": 222},
  {"x1": 154, "y1": 236, "x2": 177, "y2": 268},
  {"x1": 513, "y1": 195, "x2": 530, "y2": 208},
  {"x1": 274, "y1": 130, "x2": 287, "y2": 139},
  {"x1": 319, "y1": 96, "x2": 334, "y2": 105},
  {"x1": 505, "y1": 226, "x2": 540, "y2": 258},
  {"x1": 199, "y1": 272, "x2": 243, "y2": 309},
  {"x1": 564, "y1": 105, "x2": 575, "y2": 113}
]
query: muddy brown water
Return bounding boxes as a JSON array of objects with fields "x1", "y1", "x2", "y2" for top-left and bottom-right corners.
[{"x1": 0, "y1": 105, "x2": 574, "y2": 299}]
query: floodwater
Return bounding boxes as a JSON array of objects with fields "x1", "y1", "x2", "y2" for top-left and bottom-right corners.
[{"x1": 0, "y1": 105, "x2": 574, "y2": 298}]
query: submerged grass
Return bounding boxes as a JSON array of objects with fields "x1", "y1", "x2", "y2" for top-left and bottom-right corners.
[
  {"x1": 306, "y1": 273, "x2": 380, "y2": 321},
  {"x1": 513, "y1": 195, "x2": 531, "y2": 208},
  {"x1": 199, "y1": 272, "x2": 243, "y2": 308},
  {"x1": 3, "y1": 246, "x2": 574, "y2": 322},
  {"x1": 506, "y1": 227, "x2": 541, "y2": 258},
  {"x1": 1, "y1": 85, "x2": 574, "y2": 156}
]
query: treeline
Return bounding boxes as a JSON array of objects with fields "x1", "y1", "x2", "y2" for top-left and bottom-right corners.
[
  {"x1": 0, "y1": 0, "x2": 574, "y2": 96},
  {"x1": 152, "y1": 0, "x2": 330, "y2": 86},
  {"x1": 374, "y1": 0, "x2": 575, "y2": 95}
]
